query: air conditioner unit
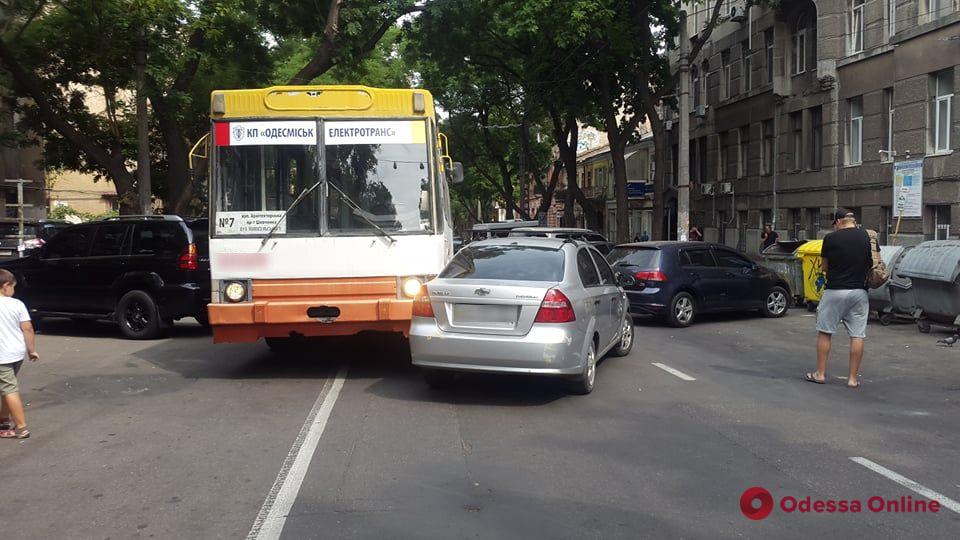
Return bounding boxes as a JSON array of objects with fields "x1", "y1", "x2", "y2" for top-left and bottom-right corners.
[
  {"x1": 701, "y1": 183, "x2": 715, "y2": 196},
  {"x1": 665, "y1": 119, "x2": 674, "y2": 131},
  {"x1": 720, "y1": 182, "x2": 734, "y2": 194},
  {"x1": 694, "y1": 105, "x2": 708, "y2": 118},
  {"x1": 730, "y1": 6, "x2": 747, "y2": 23}
]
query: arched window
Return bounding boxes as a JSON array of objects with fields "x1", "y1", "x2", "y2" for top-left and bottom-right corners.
[{"x1": 692, "y1": 65, "x2": 701, "y2": 107}]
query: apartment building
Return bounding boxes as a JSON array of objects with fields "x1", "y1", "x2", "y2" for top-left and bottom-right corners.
[{"x1": 669, "y1": 0, "x2": 960, "y2": 250}]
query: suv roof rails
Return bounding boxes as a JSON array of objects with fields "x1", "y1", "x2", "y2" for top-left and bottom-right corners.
[{"x1": 102, "y1": 215, "x2": 184, "y2": 222}]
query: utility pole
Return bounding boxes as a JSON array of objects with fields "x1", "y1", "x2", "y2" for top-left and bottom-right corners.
[
  {"x1": 135, "y1": 29, "x2": 152, "y2": 214},
  {"x1": 677, "y1": 11, "x2": 691, "y2": 241}
]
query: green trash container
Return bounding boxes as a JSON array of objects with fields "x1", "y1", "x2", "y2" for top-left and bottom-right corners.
[{"x1": 760, "y1": 240, "x2": 806, "y2": 305}]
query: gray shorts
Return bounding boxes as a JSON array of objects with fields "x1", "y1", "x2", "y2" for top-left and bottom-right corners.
[
  {"x1": 0, "y1": 361, "x2": 22, "y2": 397},
  {"x1": 816, "y1": 289, "x2": 869, "y2": 339}
]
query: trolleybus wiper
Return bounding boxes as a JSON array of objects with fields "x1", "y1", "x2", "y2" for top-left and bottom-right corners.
[
  {"x1": 259, "y1": 179, "x2": 324, "y2": 249},
  {"x1": 325, "y1": 180, "x2": 397, "y2": 244}
]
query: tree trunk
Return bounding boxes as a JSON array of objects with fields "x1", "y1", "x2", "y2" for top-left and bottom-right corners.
[
  {"x1": 610, "y1": 136, "x2": 630, "y2": 243},
  {"x1": 534, "y1": 162, "x2": 561, "y2": 219},
  {"x1": 643, "y1": 100, "x2": 668, "y2": 241},
  {"x1": 151, "y1": 95, "x2": 194, "y2": 214}
]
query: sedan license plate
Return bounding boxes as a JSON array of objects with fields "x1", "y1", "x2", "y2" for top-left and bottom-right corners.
[{"x1": 452, "y1": 304, "x2": 518, "y2": 328}]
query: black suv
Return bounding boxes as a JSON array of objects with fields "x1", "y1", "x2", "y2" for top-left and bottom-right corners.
[{"x1": 1, "y1": 216, "x2": 210, "y2": 339}]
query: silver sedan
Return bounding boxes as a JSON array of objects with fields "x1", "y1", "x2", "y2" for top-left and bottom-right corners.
[{"x1": 409, "y1": 237, "x2": 634, "y2": 394}]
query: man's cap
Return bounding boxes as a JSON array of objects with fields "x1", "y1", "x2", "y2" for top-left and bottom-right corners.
[{"x1": 833, "y1": 209, "x2": 855, "y2": 221}]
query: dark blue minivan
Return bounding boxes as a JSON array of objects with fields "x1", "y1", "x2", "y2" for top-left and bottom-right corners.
[{"x1": 607, "y1": 242, "x2": 790, "y2": 327}]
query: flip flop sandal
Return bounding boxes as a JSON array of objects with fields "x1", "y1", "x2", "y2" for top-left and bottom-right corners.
[
  {"x1": 0, "y1": 427, "x2": 29, "y2": 439},
  {"x1": 804, "y1": 372, "x2": 826, "y2": 384}
]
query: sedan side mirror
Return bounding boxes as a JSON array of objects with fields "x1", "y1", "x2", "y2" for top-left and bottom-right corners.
[{"x1": 616, "y1": 272, "x2": 636, "y2": 287}]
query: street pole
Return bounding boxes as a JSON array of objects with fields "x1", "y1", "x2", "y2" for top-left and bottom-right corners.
[
  {"x1": 4, "y1": 179, "x2": 33, "y2": 255},
  {"x1": 677, "y1": 11, "x2": 691, "y2": 242},
  {"x1": 135, "y1": 30, "x2": 152, "y2": 214}
]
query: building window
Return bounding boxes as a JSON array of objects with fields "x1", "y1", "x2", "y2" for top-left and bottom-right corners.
[
  {"x1": 722, "y1": 49, "x2": 733, "y2": 100},
  {"x1": 701, "y1": 60, "x2": 710, "y2": 106},
  {"x1": 742, "y1": 40, "x2": 752, "y2": 93},
  {"x1": 765, "y1": 29, "x2": 774, "y2": 84},
  {"x1": 848, "y1": 96, "x2": 864, "y2": 165},
  {"x1": 850, "y1": 0, "x2": 864, "y2": 54},
  {"x1": 792, "y1": 15, "x2": 807, "y2": 75},
  {"x1": 888, "y1": 0, "x2": 896, "y2": 37},
  {"x1": 762, "y1": 119, "x2": 774, "y2": 175},
  {"x1": 692, "y1": 65, "x2": 700, "y2": 108},
  {"x1": 699, "y1": 137, "x2": 708, "y2": 183},
  {"x1": 738, "y1": 126, "x2": 748, "y2": 178},
  {"x1": 790, "y1": 112, "x2": 803, "y2": 171},
  {"x1": 809, "y1": 106, "x2": 823, "y2": 170},
  {"x1": 718, "y1": 133, "x2": 727, "y2": 180},
  {"x1": 929, "y1": 0, "x2": 957, "y2": 21},
  {"x1": 931, "y1": 69, "x2": 953, "y2": 153},
  {"x1": 882, "y1": 88, "x2": 895, "y2": 160}
]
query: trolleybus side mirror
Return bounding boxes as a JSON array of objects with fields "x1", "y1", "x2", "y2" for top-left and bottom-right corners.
[{"x1": 448, "y1": 162, "x2": 464, "y2": 184}]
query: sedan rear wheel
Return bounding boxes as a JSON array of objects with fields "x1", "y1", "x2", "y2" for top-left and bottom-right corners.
[
  {"x1": 569, "y1": 340, "x2": 597, "y2": 395},
  {"x1": 667, "y1": 292, "x2": 696, "y2": 328},
  {"x1": 609, "y1": 314, "x2": 634, "y2": 357},
  {"x1": 762, "y1": 286, "x2": 789, "y2": 318}
]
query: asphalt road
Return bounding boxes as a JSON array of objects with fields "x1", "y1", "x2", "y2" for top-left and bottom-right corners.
[{"x1": 2, "y1": 311, "x2": 958, "y2": 539}]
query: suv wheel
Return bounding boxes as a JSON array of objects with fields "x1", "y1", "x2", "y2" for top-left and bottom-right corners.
[
  {"x1": 667, "y1": 292, "x2": 696, "y2": 328},
  {"x1": 116, "y1": 290, "x2": 162, "y2": 339}
]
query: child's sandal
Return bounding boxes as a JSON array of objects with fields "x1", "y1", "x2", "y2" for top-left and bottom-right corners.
[{"x1": 0, "y1": 427, "x2": 29, "y2": 439}]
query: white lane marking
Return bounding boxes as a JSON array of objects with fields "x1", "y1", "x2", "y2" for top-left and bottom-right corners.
[
  {"x1": 850, "y1": 457, "x2": 960, "y2": 514},
  {"x1": 248, "y1": 364, "x2": 349, "y2": 540},
  {"x1": 651, "y1": 362, "x2": 696, "y2": 381}
]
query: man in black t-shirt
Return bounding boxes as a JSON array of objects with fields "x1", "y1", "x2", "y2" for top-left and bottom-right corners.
[
  {"x1": 760, "y1": 224, "x2": 779, "y2": 252},
  {"x1": 805, "y1": 209, "x2": 872, "y2": 389}
]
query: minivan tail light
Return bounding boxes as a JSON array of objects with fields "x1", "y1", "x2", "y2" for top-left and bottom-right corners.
[
  {"x1": 635, "y1": 270, "x2": 667, "y2": 282},
  {"x1": 178, "y1": 243, "x2": 198, "y2": 271},
  {"x1": 534, "y1": 288, "x2": 576, "y2": 323},
  {"x1": 412, "y1": 285, "x2": 435, "y2": 318}
]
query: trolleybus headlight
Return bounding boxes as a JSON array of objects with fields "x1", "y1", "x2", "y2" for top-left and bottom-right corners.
[
  {"x1": 401, "y1": 277, "x2": 423, "y2": 298},
  {"x1": 224, "y1": 281, "x2": 247, "y2": 303}
]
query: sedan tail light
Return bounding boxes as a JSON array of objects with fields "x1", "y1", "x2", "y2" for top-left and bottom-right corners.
[
  {"x1": 635, "y1": 270, "x2": 667, "y2": 282},
  {"x1": 412, "y1": 285, "x2": 435, "y2": 318},
  {"x1": 534, "y1": 288, "x2": 576, "y2": 323}
]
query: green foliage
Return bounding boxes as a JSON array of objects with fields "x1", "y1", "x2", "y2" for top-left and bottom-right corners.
[{"x1": 48, "y1": 204, "x2": 118, "y2": 222}]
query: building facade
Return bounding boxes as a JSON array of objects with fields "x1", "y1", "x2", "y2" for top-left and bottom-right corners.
[
  {"x1": 0, "y1": 104, "x2": 46, "y2": 219},
  {"x1": 669, "y1": 0, "x2": 960, "y2": 252}
]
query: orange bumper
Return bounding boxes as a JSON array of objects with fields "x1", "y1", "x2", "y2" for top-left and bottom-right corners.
[{"x1": 208, "y1": 277, "x2": 413, "y2": 343}]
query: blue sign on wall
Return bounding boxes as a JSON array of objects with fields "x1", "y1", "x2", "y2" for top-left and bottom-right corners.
[{"x1": 627, "y1": 182, "x2": 651, "y2": 198}]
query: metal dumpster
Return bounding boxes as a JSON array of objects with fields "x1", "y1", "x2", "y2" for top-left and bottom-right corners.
[
  {"x1": 760, "y1": 240, "x2": 806, "y2": 304},
  {"x1": 868, "y1": 245, "x2": 914, "y2": 325},
  {"x1": 896, "y1": 240, "x2": 960, "y2": 333}
]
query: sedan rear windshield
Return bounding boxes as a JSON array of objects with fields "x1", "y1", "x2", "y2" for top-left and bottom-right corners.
[
  {"x1": 0, "y1": 224, "x2": 38, "y2": 236},
  {"x1": 440, "y1": 245, "x2": 564, "y2": 281},
  {"x1": 608, "y1": 247, "x2": 661, "y2": 269}
]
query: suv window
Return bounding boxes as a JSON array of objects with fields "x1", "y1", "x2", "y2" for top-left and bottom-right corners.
[
  {"x1": 90, "y1": 224, "x2": 129, "y2": 257},
  {"x1": 188, "y1": 222, "x2": 209, "y2": 255},
  {"x1": 681, "y1": 248, "x2": 717, "y2": 267},
  {"x1": 713, "y1": 249, "x2": 753, "y2": 268},
  {"x1": 439, "y1": 245, "x2": 564, "y2": 281},
  {"x1": 577, "y1": 249, "x2": 601, "y2": 287},
  {"x1": 589, "y1": 248, "x2": 616, "y2": 285},
  {"x1": 44, "y1": 226, "x2": 93, "y2": 258},
  {"x1": 132, "y1": 223, "x2": 187, "y2": 257}
]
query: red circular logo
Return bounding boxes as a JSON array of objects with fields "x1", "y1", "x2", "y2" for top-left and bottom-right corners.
[{"x1": 740, "y1": 486, "x2": 774, "y2": 520}]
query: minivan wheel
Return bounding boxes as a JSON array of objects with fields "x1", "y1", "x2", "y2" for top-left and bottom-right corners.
[
  {"x1": 569, "y1": 340, "x2": 597, "y2": 395},
  {"x1": 762, "y1": 286, "x2": 789, "y2": 318},
  {"x1": 667, "y1": 292, "x2": 696, "y2": 328},
  {"x1": 116, "y1": 290, "x2": 162, "y2": 340},
  {"x1": 609, "y1": 314, "x2": 634, "y2": 357}
]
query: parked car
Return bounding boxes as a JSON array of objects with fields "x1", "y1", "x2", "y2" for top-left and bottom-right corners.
[
  {"x1": 466, "y1": 220, "x2": 540, "y2": 243},
  {"x1": 409, "y1": 237, "x2": 634, "y2": 394},
  {"x1": 0, "y1": 219, "x2": 72, "y2": 261},
  {"x1": 507, "y1": 227, "x2": 615, "y2": 254},
  {"x1": 607, "y1": 241, "x2": 790, "y2": 327},
  {"x1": 1, "y1": 215, "x2": 210, "y2": 339}
]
